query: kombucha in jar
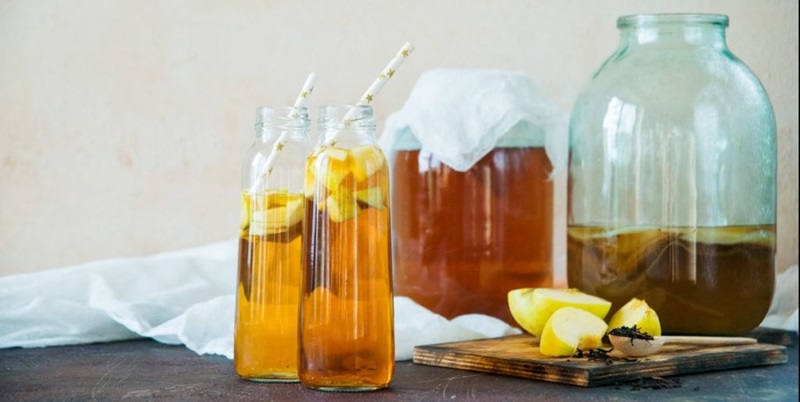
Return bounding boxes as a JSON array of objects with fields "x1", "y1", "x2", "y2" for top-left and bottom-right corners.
[
  {"x1": 383, "y1": 70, "x2": 563, "y2": 326},
  {"x1": 567, "y1": 14, "x2": 777, "y2": 335},
  {"x1": 392, "y1": 144, "x2": 554, "y2": 325},
  {"x1": 299, "y1": 105, "x2": 394, "y2": 392}
]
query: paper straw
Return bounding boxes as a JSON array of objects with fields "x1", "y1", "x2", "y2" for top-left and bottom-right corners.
[
  {"x1": 325, "y1": 42, "x2": 415, "y2": 144},
  {"x1": 250, "y1": 72, "x2": 317, "y2": 194}
]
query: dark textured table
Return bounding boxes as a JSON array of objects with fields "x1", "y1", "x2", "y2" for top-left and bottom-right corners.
[{"x1": 1, "y1": 336, "x2": 797, "y2": 401}]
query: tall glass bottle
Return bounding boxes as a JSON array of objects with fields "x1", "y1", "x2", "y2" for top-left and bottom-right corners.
[
  {"x1": 568, "y1": 14, "x2": 777, "y2": 335},
  {"x1": 299, "y1": 105, "x2": 394, "y2": 391},
  {"x1": 234, "y1": 106, "x2": 311, "y2": 381}
]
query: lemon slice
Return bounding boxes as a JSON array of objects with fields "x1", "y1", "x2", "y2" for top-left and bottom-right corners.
[
  {"x1": 540, "y1": 307, "x2": 609, "y2": 357},
  {"x1": 606, "y1": 298, "x2": 661, "y2": 336},
  {"x1": 508, "y1": 288, "x2": 611, "y2": 338}
]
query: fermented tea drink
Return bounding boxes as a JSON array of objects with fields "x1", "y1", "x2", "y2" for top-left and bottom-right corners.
[
  {"x1": 568, "y1": 14, "x2": 777, "y2": 334},
  {"x1": 392, "y1": 146, "x2": 554, "y2": 324},
  {"x1": 234, "y1": 106, "x2": 311, "y2": 381},
  {"x1": 299, "y1": 105, "x2": 394, "y2": 391},
  {"x1": 567, "y1": 226, "x2": 775, "y2": 334}
]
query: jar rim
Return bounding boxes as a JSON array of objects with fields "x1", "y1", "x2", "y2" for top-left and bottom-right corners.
[
  {"x1": 617, "y1": 13, "x2": 729, "y2": 29},
  {"x1": 319, "y1": 104, "x2": 375, "y2": 128},
  {"x1": 255, "y1": 106, "x2": 310, "y2": 128}
]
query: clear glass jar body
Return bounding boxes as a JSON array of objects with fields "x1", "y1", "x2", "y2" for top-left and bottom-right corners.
[
  {"x1": 234, "y1": 106, "x2": 311, "y2": 381},
  {"x1": 299, "y1": 105, "x2": 394, "y2": 391},
  {"x1": 391, "y1": 123, "x2": 554, "y2": 325},
  {"x1": 568, "y1": 14, "x2": 777, "y2": 335}
]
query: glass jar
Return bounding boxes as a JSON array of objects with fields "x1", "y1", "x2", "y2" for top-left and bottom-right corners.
[
  {"x1": 234, "y1": 106, "x2": 311, "y2": 381},
  {"x1": 299, "y1": 105, "x2": 394, "y2": 391},
  {"x1": 568, "y1": 14, "x2": 777, "y2": 335},
  {"x1": 391, "y1": 123, "x2": 554, "y2": 325}
]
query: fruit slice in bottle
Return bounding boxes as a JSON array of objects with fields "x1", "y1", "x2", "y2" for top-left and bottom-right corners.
[
  {"x1": 240, "y1": 190, "x2": 251, "y2": 232},
  {"x1": 326, "y1": 191, "x2": 361, "y2": 223},
  {"x1": 249, "y1": 193, "x2": 304, "y2": 236},
  {"x1": 350, "y1": 146, "x2": 384, "y2": 181},
  {"x1": 354, "y1": 187, "x2": 384, "y2": 210},
  {"x1": 318, "y1": 148, "x2": 351, "y2": 191}
]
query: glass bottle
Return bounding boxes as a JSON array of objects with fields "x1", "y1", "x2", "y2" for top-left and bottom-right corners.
[
  {"x1": 568, "y1": 14, "x2": 777, "y2": 335},
  {"x1": 391, "y1": 124, "x2": 554, "y2": 325},
  {"x1": 299, "y1": 105, "x2": 394, "y2": 391},
  {"x1": 234, "y1": 106, "x2": 311, "y2": 381}
]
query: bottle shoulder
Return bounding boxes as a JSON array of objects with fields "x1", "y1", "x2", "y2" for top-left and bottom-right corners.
[{"x1": 572, "y1": 46, "x2": 773, "y2": 118}]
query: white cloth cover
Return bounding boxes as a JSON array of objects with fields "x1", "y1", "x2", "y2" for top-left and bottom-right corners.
[{"x1": 380, "y1": 68, "x2": 568, "y2": 174}]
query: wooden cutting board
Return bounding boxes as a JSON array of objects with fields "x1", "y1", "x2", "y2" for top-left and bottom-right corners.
[{"x1": 413, "y1": 334, "x2": 787, "y2": 387}]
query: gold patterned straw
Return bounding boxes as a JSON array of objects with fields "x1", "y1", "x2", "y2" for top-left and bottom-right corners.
[
  {"x1": 325, "y1": 42, "x2": 415, "y2": 145},
  {"x1": 250, "y1": 72, "x2": 318, "y2": 194}
]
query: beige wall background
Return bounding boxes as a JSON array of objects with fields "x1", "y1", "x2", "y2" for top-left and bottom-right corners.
[{"x1": 1, "y1": 0, "x2": 797, "y2": 277}]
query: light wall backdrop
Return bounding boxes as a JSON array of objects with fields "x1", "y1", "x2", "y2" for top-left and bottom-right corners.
[{"x1": 1, "y1": 0, "x2": 797, "y2": 277}]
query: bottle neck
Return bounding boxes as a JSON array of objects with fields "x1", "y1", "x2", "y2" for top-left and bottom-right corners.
[
  {"x1": 254, "y1": 106, "x2": 311, "y2": 143},
  {"x1": 318, "y1": 105, "x2": 377, "y2": 147},
  {"x1": 618, "y1": 14, "x2": 729, "y2": 50}
]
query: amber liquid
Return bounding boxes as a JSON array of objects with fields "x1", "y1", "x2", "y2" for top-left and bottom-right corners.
[
  {"x1": 234, "y1": 193, "x2": 303, "y2": 381},
  {"x1": 392, "y1": 148, "x2": 554, "y2": 324},
  {"x1": 299, "y1": 146, "x2": 394, "y2": 391},
  {"x1": 567, "y1": 225, "x2": 776, "y2": 335}
]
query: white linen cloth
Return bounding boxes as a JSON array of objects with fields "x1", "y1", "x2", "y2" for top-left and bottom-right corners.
[
  {"x1": 1, "y1": 240, "x2": 796, "y2": 359},
  {"x1": 0, "y1": 240, "x2": 520, "y2": 360}
]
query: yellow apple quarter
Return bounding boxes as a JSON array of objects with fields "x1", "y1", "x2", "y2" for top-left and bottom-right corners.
[
  {"x1": 540, "y1": 307, "x2": 609, "y2": 357},
  {"x1": 239, "y1": 190, "x2": 251, "y2": 231},
  {"x1": 249, "y1": 195, "x2": 304, "y2": 236},
  {"x1": 508, "y1": 288, "x2": 611, "y2": 338},
  {"x1": 317, "y1": 147, "x2": 351, "y2": 191},
  {"x1": 304, "y1": 169, "x2": 316, "y2": 198},
  {"x1": 326, "y1": 191, "x2": 361, "y2": 223},
  {"x1": 606, "y1": 298, "x2": 662, "y2": 336},
  {"x1": 350, "y1": 146, "x2": 384, "y2": 181},
  {"x1": 353, "y1": 187, "x2": 384, "y2": 210},
  {"x1": 321, "y1": 146, "x2": 349, "y2": 162},
  {"x1": 265, "y1": 188, "x2": 292, "y2": 208}
]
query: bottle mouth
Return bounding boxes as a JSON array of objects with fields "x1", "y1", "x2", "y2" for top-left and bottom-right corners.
[
  {"x1": 319, "y1": 104, "x2": 375, "y2": 129},
  {"x1": 255, "y1": 106, "x2": 310, "y2": 129},
  {"x1": 618, "y1": 13, "x2": 729, "y2": 29}
]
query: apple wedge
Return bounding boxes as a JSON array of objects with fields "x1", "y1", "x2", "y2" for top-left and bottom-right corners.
[
  {"x1": 606, "y1": 298, "x2": 662, "y2": 336},
  {"x1": 326, "y1": 191, "x2": 361, "y2": 223},
  {"x1": 508, "y1": 288, "x2": 611, "y2": 338},
  {"x1": 540, "y1": 307, "x2": 609, "y2": 357},
  {"x1": 354, "y1": 187, "x2": 384, "y2": 210}
]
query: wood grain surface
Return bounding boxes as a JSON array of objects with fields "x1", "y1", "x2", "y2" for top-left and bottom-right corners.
[
  {"x1": 413, "y1": 334, "x2": 788, "y2": 387},
  {"x1": 1, "y1": 338, "x2": 797, "y2": 401}
]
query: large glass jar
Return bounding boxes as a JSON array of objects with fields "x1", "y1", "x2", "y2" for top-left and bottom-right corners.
[
  {"x1": 234, "y1": 106, "x2": 311, "y2": 381},
  {"x1": 385, "y1": 69, "x2": 564, "y2": 327},
  {"x1": 568, "y1": 14, "x2": 777, "y2": 335}
]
